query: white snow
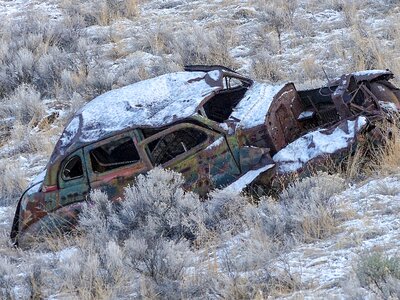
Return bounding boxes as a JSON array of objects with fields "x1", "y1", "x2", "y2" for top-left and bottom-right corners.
[
  {"x1": 332, "y1": 70, "x2": 393, "y2": 83},
  {"x1": 208, "y1": 70, "x2": 221, "y2": 81},
  {"x1": 0, "y1": 0, "x2": 61, "y2": 19},
  {"x1": 276, "y1": 175, "x2": 400, "y2": 298},
  {"x1": 379, "y1": 100, "x2": 398, "y2": 112},
  {"x1": 230, "y1": 83, "x2": 285, "y2": 129},
  {"x1": 274, "y1": 117, "x2": 367, "y2": 173},
  {"x1": 223, "y1": 163, "x2": 275, "y2": 194},
  {"x1": 24, "y1": 169, "x2": 46, "y2": 195},
  {"x1": 218, "y1": 123, "x2": 233, "y2": 134},
  {"x1": 352, "y1": 69, "x2": 390, "y2": 76},
  {"x1": 298, "y1": 110, "x2": 315, "y2": 120},
  {"x1": 205, "y1": 136, "x2": 224, "y2": 151},
  {"x1": 0, "y1": 206, "x2": 8, "y2": 218},
  {"x1": 57, "y1": 247, "x2": 79, "y2": 263},
  {"x1": 378, "y1": 85, "x2": 386, "y2": 92},
  {"x1": 59, "y1": 116, "x2": 80, "y2": 147}
]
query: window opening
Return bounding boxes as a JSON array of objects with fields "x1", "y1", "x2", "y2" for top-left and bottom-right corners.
[
  {"x1": 202, "y1": 87, "x2": 247, "y2": 123},
  {"x1": 141, "y1": 127, "x2": 164, "y2": 139},
  {"x1": 63, "y1": 156, "x2": 83, "y2": 180},
  {"x1": 298, "y1": 88, "x2": 340, "y2": 125},
  {"x1": 227, "y1": 77, "x2": 243, "y2": 89},
  {"x1": 90, "y1": 136, "x2": 139, "y2": 173},
  {"x1": 148, "y1": 128, "x2": 208, "y2": 165}
]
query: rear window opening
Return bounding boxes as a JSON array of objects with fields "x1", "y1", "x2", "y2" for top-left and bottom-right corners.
[
  {"x1": 202, "y1": 87, "x2": 248, "y2": 123},
  {"x1": 90, "y1": 136, "x2": 139, "y2": 173},
  {"x1": 147, "y1": 128, "x2": 208, "y2": 165}
]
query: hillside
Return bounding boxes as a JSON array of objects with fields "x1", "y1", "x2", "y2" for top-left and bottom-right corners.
[{"x1": 1, "y1": 0, "x2": 400, "y2": 298}]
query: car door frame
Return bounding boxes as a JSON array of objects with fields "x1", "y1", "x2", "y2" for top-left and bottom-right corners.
[
  {"x1": 83, "y1": 130, "x2": 150, "y2": 199},
  {"x1": 138, "y1": 122, "x2": 241, "y2": 193},
  {"x1": 57, "y1": 148, "x2": 90, "y2": 208}
]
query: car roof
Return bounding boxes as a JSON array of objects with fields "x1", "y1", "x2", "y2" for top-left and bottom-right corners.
[
  {"x1": 50, "y1": 69, "x2": 229, "y2": 162},
  {"x1": 331, "y1": 69, "x2": 394, "y2": 85}
]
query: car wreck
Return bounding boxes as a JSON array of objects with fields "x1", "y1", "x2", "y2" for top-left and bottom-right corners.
[{"x1": 11, "y1": 65, "x2": 400, "y2": 246}]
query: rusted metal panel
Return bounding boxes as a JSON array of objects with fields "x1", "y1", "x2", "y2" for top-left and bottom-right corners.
[{"x1": 264, "y1": 83, "x2": 304, "y2": 153}]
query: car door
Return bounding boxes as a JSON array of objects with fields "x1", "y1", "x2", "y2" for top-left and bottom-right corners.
[
  {"x1": 57, "y1": 149, "x2": 90, "y2": 208},
  {"x1": 84, "y1": 131, "x2": 149, "y2": 200},
  {"x1": 140, "y1": 124, "x2": 241, "y2": 195}
]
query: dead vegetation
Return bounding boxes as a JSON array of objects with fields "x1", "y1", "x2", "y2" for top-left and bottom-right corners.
[
  {"x1": 354, "y1": 250, "x2": 400, "y2": 298},
  {"x1": 2, "y1": 134, "x2": 400, "y2": 297},
  {"x1": 0, "y1": 160, "x2": 28, "y2": 206},
  {"x1": 0, "y1": 168, "x2": 350, "y2": 298},
  {"x1": 337, "y1": 116, "x2": 400, "y2": 181}
]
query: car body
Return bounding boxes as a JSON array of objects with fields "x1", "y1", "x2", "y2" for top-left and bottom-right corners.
[{"x1": 11, "y1": 65, "x2": 400, "y2": 246}]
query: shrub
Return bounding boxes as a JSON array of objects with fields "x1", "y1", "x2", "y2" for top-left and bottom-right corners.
[
  {"x1": 7, "y1": 122, "x2": 54, "y2": 156},
  {"x1": 53, "y1": 244, "x2": 126, "y2": 299},
  {"x1": 370, "y1": 119, "x2": 400, "y2": 175},
  {"x1": 0, "y1": 13, "x2": 79, "y2": 98},
  {"x1": 26, "y1": 263, "x2": 44, "y2": 300},
  {"x1": 79, "y1": 167, "x2": 203, "y2": 244},
  {"x1": 124, "y1": 237, "x2": 192, "y2": 290},
  {"x1": 171, "y1": 25, "x2": 236, "y2": 67},
  {"x1": 250, "y1": 52, "x2": 284, "y2": 82},
  {"x1": 0, "y1": 257, "x2": 16, "y2": 299},
  {"x1": 78, "y1": 168, "x2": 200, "y2": 296},
  {"x1": 0, "y1": 84, "x2": 44, "y2": 125},
  {"x1": 203, "y1": 189, "x2": 252, "y2": 238},
  {"x1": 249, "y1": 172, "x2": 346, "y2": 243},
  {"x1": 255, "y1": 0, "x2": 298, "y2": 52},
  {"x1": 0, "y1": 159, "x2": 28, "y2": 205},
  {"x1": 78, "y1": 0, "x2": 140, "y2": 26},
  {"x1": 355, "y1": 252, "x2": 400, "y2": 298}
]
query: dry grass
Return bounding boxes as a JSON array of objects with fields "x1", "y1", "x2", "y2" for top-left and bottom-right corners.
[
  {"x1": 300, "y1": 55, "x2": 320, "y2": 82},
  {"x1": 371, "y1": 120, "x2": 400, "y2": 175},
  {"x1": 250, "y1": 52, "x2": 284, "y2": 82},
  {"x1": 340, "y1": 117, "x2": 400, "y2": 181},
  {"x1": 354, "y1": 251, "x2": 400, "y2": 298},
  {"x1": 253, "y1": 0, "x2": 298, "y2": 52},
  {"x1": 0, "y1": 84, "x2": 45, "y2": 126},
  {"x1": 61, "y1": 0, "x2": 140, "y2": 26},
  {"x1": 0, "y1": 165, "x2": 355, "y2": 299},
  {"x1": 0, "y1": 159, "x2": 28, "y2": 205},
  {"x1": 9, "y1": 122, "x2": 54, "y2": 156}
]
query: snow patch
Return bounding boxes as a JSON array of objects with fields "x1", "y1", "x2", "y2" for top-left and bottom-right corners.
[
  {"x1": 231, "y1": 82, "x2": 285, "y2": 129},
  {"x1": 223, "y1": 164, "x2": 275, "y2": 194},
  {"x1": 60, "y1": 116, "x2": 80, "y2": 147},
  {"x1": 379, "y1": 101, "x2": 398, "y2": 112},
  {"x1": 57, "y1": 247, "x2": 79, "y2": 263},
  {"x1": 352, "y1": 69, "x2": 390, "y2": 76},
  {"x1": 298, "y1": 110, "x2": 315, "y2": 120},
  {"x1": 207, "y1": 70, "x2": 221, "y2": 81},
  {"x1": 205, "y1": 137, "x2": 224, "y2": 151},
  {"x1": 274, "y1": 117, "x2": 367, "y2": 173}
]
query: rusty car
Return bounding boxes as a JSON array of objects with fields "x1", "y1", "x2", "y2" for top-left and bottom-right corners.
[{"x1": 11, "y1": 65, "x2": 400, "y2": 246}]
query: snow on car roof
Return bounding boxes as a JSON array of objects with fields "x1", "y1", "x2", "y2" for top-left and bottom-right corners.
[
  {"x1": 331, "y1": 69, "x2": 393, "y2": 85},
  {"x1": 53, "y1": 70, "x2": 224, "y2": 159},
  {"x1": 230, "y1": 82, "x2": 286, "y2": 129}
]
